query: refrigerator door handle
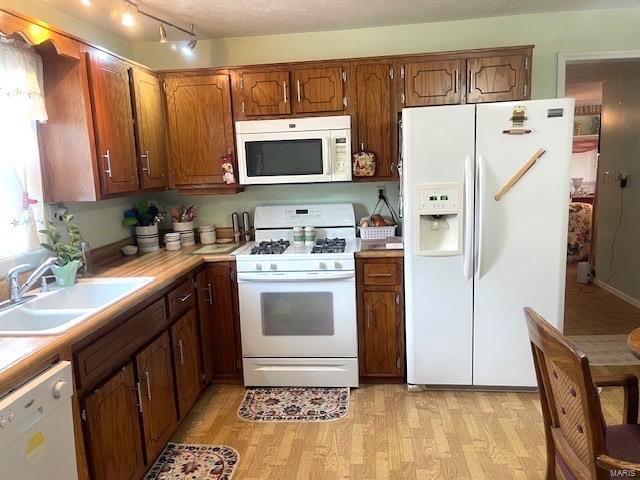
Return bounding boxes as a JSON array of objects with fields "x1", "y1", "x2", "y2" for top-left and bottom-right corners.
[
  {"x1": 463, "y1": 155, "x2": 474, "y2": 279},
  {"x1": 475, "y1": 154, "x2": 485, "y2": 279}
]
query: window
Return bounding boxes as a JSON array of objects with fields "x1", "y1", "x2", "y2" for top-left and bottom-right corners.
[{"x1": 0, "y1": 36, "x2": 47, "y2": 262}]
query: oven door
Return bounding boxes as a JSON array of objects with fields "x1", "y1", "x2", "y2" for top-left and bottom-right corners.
[
  {"x1": 236, "y1": 130, "x2": 332, "y2": 184},
  {"x1": 237, "y1": 271, "x2": 357, "y2": 357}
]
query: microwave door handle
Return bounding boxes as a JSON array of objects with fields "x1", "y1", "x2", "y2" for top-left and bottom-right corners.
[{"x1": 323, "y1": 137, "x2": 332, "y2": 177}]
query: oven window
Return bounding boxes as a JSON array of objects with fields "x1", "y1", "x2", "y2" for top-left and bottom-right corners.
[
  {"x1": 245, "y1": 139, "x2": 323, "y2": 177},
  {"x1": 261, "y1": 292, "x2": 334, "y2": 336}
]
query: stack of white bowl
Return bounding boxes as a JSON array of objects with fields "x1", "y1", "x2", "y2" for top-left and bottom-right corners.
[
  {"x1": 164, "y1": 232, "x2": 181, "y2": 251},
  {"x1": 199, "y1": 225, "x2": 216, "y2": 245},
  {"x1": 173, "y1": 221, "x2": 195, "y2": 246},
  {"x1": 135, "y1": 225, "x2": 160, "y2": 254}
]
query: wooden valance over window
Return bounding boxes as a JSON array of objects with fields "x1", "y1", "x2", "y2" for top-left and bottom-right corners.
[{"x1": 0, "y1": 8, "x2": 81, "y2": 59}]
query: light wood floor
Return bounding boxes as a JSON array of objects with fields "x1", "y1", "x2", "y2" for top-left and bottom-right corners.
[
  {"x1": 564, "y1": 263, "x2": 640, "y2": 335},
  {"x1": 172, "y1": 372, "x2": 639, "y2": 480}
]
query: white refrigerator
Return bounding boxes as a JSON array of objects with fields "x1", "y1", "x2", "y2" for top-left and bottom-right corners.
[{"x1": 402, "y1": 99, "x2": 574, "y2": 388}]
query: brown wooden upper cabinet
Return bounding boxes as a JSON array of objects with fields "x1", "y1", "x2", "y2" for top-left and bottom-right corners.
[
  {"x1": 404, "y1": 60, "x2": 463, "y2": 107},
  {"x1": 86, "y1": 52, "x2": 139, "y2": 196},
  {"x1": 131, "y1": 68, "x2": 168, "y2": 191},
  {"x1": 292, "y1": 67, "x2": 345, "y2": 114},
  {"x1": 466, "y1": 54, "x2": 529, "y2": 103},
  {"x1": 355, "y1": 64, "x2": 395, "y2": 180},
  {"x1": 164, "y1": 74, "x2": 235, "y2": 190},
  {"x1": 241, "y1": 70, "x2": 290, "y2": 116}
]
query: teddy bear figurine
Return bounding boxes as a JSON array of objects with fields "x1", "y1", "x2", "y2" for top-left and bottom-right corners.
[{"x1": 221, "y1": 161, "x2": 236, "y2": 184}]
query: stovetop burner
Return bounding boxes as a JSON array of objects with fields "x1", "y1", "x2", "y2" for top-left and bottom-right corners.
[
  {"x1": 312, "y1": 238, "x2": 347, "y2": 254},
  {"x1": 250, "y1": 240, "x2": 291, "y2": 255}
]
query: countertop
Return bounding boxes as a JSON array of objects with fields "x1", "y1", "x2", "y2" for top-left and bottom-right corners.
[
  {"x1": 356, "y1": 240, "x2": 404, "y2": 258},
  {"x1": 1, "y1": 241, "x2": 404, "y2": 392},
  {"x1": 0, "y1": 246, "x2": 237, "y2": 393}
]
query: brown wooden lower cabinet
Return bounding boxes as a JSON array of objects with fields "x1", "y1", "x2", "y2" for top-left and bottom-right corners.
[
  {"x1": 201, "y1": 262, "x2": 243, "y2": 382},
  {"x1": 170, "y1": 309, "x2": 202, "y2": 418},
  {"x1": 83, "y1": 363, "x2": 145, "y2": 480},
  {"x1": 135, "y1": 332, "x2": 178, "y2": 461},
  {"x1": 356, "y1": 257, "x2": 405, "y2": 381}
]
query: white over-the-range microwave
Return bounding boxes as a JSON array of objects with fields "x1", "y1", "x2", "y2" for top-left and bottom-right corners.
[{"x1": 235, "y1": 115, "x2": 351, "y2": 185}]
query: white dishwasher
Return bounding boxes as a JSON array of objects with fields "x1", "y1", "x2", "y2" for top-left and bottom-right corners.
[{"x1": 0, "y1": 361, "x2": 77, "y2": 480}]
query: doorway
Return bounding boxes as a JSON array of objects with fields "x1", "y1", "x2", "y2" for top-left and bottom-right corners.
[{"x1": 559, "y1": 54, "x2": 640, "y2": 365}]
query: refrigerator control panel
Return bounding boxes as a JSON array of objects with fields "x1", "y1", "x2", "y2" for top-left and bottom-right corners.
[
  {"x1": 414, "y1": 182, "x2": 464, "y2": 256},
  {"x1": 418, "y1": 187, "x2": 460, "y2": 213}
]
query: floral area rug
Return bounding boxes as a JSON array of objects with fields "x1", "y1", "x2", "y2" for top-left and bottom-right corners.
[
  {"x1": 144, "y1": 443, "x2": 239, "y2": 479},
  {"x1": 237, "y1": 387, "x2": 350, "y2": 422}
]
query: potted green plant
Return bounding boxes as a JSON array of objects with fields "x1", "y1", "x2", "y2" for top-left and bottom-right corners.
[
  {"x1": 39, "y1": 214, "x2": 84, "y2": 287},
  {"x1": 122, "y1": 200, "x2": 165, "y2": 254}
]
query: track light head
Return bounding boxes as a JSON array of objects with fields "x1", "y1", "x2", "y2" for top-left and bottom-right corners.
[
  {"x1": 121, "y1": 1, "x2": 136, "y2": 27},
  {"x1": 187, "y1": 35, "x2": 197, "y2": 50},
  {"x1": 159, "y1": 23, "x2": 168, "y2": 43}
]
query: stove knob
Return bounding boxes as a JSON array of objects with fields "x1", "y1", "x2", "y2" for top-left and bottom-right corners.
[
  {"x1": 318, "y1": 262, "x2": 327, "y2": 270},
  {"x1": 0, "y1": 418, "x2": 7, "y2": 429},
  {"x1": 334, "y1": 261, "x2": 342, "y2": 269},
  {"x1": 270, "y1": 263, "x2": 277, "y2": 270},
  {"x1": 255, "y1": 263, "x2": 262, "y2": 271},
  {"x1": 52, "y1": 380, "x2": 70, "y2": 399}
]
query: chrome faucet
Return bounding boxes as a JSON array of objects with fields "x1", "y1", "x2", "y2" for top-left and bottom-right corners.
[{"x1": 7, "y1": 257, "x2": 59, "y2": 304}]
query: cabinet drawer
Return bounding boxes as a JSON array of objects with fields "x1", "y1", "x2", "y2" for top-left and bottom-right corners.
[
  {"x1": 75, "y1": 299, "x2": 167, "y2": 390},
  {"x1": 167, "y1": 278, "x2": 195, "y2": 320},
  {"x1": 363, "y1": 263, "x2": 399, "y2": 286}
]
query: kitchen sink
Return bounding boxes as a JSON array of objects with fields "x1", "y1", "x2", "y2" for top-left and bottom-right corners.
[{"x1": 0, "y1": 277, "x2": 154, "y2": 336}]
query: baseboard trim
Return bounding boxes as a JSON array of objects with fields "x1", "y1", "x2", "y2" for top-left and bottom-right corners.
[{"x1": 594, "y1": 278, "x2": 640, "y2": 310}]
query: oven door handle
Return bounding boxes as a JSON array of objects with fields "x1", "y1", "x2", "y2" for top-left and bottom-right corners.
[{"x1": 237, "y1": 272, "x2": 355, "y2": 282}]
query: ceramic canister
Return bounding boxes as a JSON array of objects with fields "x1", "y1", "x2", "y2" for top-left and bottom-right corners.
[
  {"x1": 293, "y1": 226, "x2": 304, "y2": 246},
  {"x1": 304, "y1": 226, "x2": 316, "y2": 246}
]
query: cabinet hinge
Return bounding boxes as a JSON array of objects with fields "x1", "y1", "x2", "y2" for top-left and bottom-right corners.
[
  {"x1": 400, "y1": 66, "x2": 405, "y2": 79},
  {"x1": 523, "y1": 84, "x2": 528, "y2": 97},
  {"x1": 343, "y1": 97, "x2": 348, "y2": 107},
  {"x1": 389, "y1": 67, "x2": 394, "y2": 80},
  {"x1": 240, "y1": 77, "x2": 244, "y2": 89},
  {"x1": 241, "y1": 101, "x2": 245, "y2": 114},
  {"x1": 400, "y1": 93, "x2": 405, "y2": 104},
  {"x1": 236, "y1": 358, "x2": 241, "y2": 369},
  {"x1": 162, "y1": 81, "x2": 167, "y2": 93},
  {"x1": 230, "y1": 269, "x2": 236, "y2": 281},
  {"x1": 395, "y1": 293, "x2": 400, "y2": 305},
  {"x1": 81, "y1": 409, "x2": 87, "y2": 422},
  {"x1": 524, "y1": 57, "x2": 529, "y2": 71},
  {"x1": 396, "y1": 355, "x2": 401, "y2": 370},
  {"x1": 342, "y1": 71, "x2": 347, "y2": 82},
  {"x1": 201, "y1": 373, "x2": 206, "y2": 381}
]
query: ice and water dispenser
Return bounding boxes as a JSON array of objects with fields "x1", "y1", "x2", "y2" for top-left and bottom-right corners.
[{"x1": 414, "y1": 182, "x2": 463, "y2": 256}]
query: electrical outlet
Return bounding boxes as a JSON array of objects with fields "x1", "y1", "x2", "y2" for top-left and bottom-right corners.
[{"x1": 377, "y1": 185, "x2": 386, "y2": 198}]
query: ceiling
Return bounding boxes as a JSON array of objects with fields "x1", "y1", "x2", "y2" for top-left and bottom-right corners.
[{"x1": 40, "y1": 0, "x2": 638, "y2": 41}]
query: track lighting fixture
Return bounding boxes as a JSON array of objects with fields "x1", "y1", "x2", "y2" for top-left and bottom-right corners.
[
  {"x1": 186, "y1": 25, "x2": 197, "y2": 50},
  {"x1": 159, "y1": 23, "x2": 168, "y2": 43},
  {"x1": 121, "y1": 1, "x2": 136, "y2": 27}
]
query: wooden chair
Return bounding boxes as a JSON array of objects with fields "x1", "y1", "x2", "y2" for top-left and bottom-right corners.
[{"x1": 524, "y1": 307, "x2": 640, "y2": 480}]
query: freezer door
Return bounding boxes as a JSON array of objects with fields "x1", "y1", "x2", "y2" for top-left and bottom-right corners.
[
  {"x1": 402, "y1": 105, "x2": 475, "y2": 385},
  {"x1": 473, "y1": 99, "x2": 574, "y2": 387}
]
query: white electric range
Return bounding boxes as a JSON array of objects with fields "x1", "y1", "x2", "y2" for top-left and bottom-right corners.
[{"x1": 234, "y1": 203, "x2": 360, "y2": 387}]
